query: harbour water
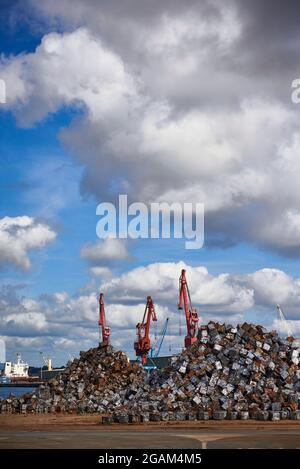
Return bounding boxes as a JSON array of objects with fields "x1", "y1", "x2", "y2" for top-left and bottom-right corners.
[{"x1": 0, "y1": 387, "x2": 35, "y2": 399}]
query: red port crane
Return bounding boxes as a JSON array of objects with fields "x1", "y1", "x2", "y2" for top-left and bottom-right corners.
[
  {"x1": 134, "y1": 296, "x2": 157, "y2": 365},
  {"x1": 98, "y1": 293, "x2": 110, "y2": 345},
  {"x1": 178, "y1": 269, "x2": 199, "y2": 348}
]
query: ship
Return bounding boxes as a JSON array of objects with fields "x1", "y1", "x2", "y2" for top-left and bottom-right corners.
[{"x1": 0, "y1": 353, "x2": 40, "y2": 384}]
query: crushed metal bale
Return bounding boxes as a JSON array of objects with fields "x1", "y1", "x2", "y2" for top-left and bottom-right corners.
[{"x1": 2, "y1": 322, "x2": 300, "y2": 422}]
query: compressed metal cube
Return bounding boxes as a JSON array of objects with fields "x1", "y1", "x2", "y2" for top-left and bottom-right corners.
[
  {"x1": 291, "y1": 411, "x2": 300, "y2": 420},
  {"x1": 213, "y1": 410, "x2": 227, "y2": 420},
  {"x1": 140, "y1": 413, "x2": 150, "y2": 422},
  {"x1": 175, "y1": 411, "x2": 187, "y2": 421},
  {"x1": 198, "y1": 411, "x2": 210, "y2": 420},
  {"x1": 239, "y1": 411, "x2": 249, "y2": 420},
  {"x1": 269, "y1": 411, "x2": 281, "y2": 421},
  {"x1": 226, "y1": 411, "x2": 238, "y2": 420}
]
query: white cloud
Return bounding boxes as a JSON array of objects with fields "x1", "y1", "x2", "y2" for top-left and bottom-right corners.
[
  {"x1": 256, "y1": 210, "x2": 300, "y2": 252},
  {"x1": 109, "y1": 302, "x2": 171, "y2": 329},
  {"x1": 1, "y1": 10, "x2": 300, "y2": 255},
  {"x1": 245, "y1": 268, "x2": 300, "y2": 310},
  {"x1": 0, "y1": 28, "x2": 138, "y2": 126},
  {"x1": 67, "y1": 293, "x2": 98, "y2": 322},
  {"x1": 2, "y1": 312, "x2": 47, "y2": 333},
  {"x1": 89, "y1": 266, "x2": 112, "y2": 279},
  {"x1": 81, "y1": 238, "x2": 129, "y2": 264},
  {"x1": 3, "y1": 262, "x2": 300, "y2": 364},
  {"x1": 0, "y1": 216, "x2": 56, "y2": 271},
  {"x1": 53, "y1": 292, "x2": 69, "y2": 303},
  {"x1": 271, "y1": 319, "x2": 300, "y2": 337},
  {"x1": 144, "y1": 7, "x2": 241, "y2": 54},
  {"x1": 100, "y1": 261, "x2": 254, "y2": 312}
]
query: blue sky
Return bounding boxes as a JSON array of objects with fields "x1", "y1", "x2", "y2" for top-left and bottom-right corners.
[
  {"x1": 1, "y1": 1, "x2": 300, "y2": 365},
  {"x1": 1, "y1": 98, "x2": 299, "y2": 294}
]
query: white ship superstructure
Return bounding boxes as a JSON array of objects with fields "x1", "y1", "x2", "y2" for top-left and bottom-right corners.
[{"x1": 2, "y1": 353, "x2": 29, "y2": 378}]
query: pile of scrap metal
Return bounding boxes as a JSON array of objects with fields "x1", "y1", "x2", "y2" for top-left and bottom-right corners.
[{"x1": 111, "y1": 321, "x2": 300, "y2": 422}]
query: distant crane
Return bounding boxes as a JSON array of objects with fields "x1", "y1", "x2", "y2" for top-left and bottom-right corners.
[
  {"x1": 68, "y1": 354, "x2": 75, "y2": 363},
  {"x1": 154, "y1": 318, "x2": 169, "y2": 358},
  {"x1": 178, "y1": 269, "x2": 199, "y2": 348},
  {"x1": 134, "y1": 296, "x2": 157, "y2": 365},
  {"x1": 42, "y1": 356, "x2": 53, "y2": 371},
  {"x1": 98, "y1": 293, "x2": 110, "y2": 345},
  {"x1": 276, "y1": 304, "x2": 293, "y2": 337},
  {"x1": 39, "y1": 352, "x2": 52, "y2": 380}
]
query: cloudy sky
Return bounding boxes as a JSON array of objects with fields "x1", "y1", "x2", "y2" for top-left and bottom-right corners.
[{"x1": 1, "y1": 0, "x2": 300, "y2": 366}]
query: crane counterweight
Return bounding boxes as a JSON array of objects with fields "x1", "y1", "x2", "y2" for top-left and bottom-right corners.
[{"x1": 134, "y1": 296, "x2": 157, "y2": 365}]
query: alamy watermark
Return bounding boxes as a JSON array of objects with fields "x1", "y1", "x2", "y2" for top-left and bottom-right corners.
[
  {"x1": 291, "y1": 78, "x2": 300, "y2": 103},
  {"x1": 96, "y1": 195, "x2": 204, "y2": 249},
  {"x1": 0, "y1": 79, "x2": 6, "y2": 104}
]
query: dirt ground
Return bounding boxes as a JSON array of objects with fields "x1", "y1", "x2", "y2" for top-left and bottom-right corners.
[{"x1": 1, "y1": 414, "x2": 300, "y2": 448}]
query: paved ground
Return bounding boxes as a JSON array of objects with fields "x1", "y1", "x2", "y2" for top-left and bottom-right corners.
[
  {"x1": 1, "y1": 414, "x2": 300, "y2": 448},
  {"x1": 1, "y1": 427, "x2": 300, "y2": 448}
]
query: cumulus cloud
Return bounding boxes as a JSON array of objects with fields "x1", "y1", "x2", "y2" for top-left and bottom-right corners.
[
  {"x1": 0, "y1": 285, "x2": 47, "y2": 337},
  {"x1": 0, "y1": 284, "x2": 99, "y2": 364},
  {"x1": 89, "y1": 267, "x2": 113, "y2": 279},
  {"x1": 0, "y1": 283, "x2": 163, "y2": 362},
  {"x1": 100, "y1": 261, "x2": 254, "y2": 313},
  {"x1": 1, "y1": 0, "x2": 300, "y2": 262},
  {"x1": 3, "y1": 312, "x2": 47, "y2": 335},
  {"x1": 27, "y1": 0, "x2": 300, "y2": 106},
  {"x1": 3, "y1": 262, "x2": 300, "y2": 364},
  {"x1": 99, "y1": 263, "x2": 300, "y2": 337},
  {"x1": 81, "y1": 238, "x2": 129, "y2": 264},
  {"x1": 0, "y1": 27, "x2": 138, "y2": 126},
  {"x1": 272, "y1": 319, "x2": 300, "y2": 337},
  {"x1": 1, "y1": 7, "x2": 300, "y2": 255},
  {"x1": 244, "y1": 268, "x2": 300, "y2": 314},
  {"x1": 0, "y1": 261, "x2": 254, "y2": 363},
  {"x1": 0, "y1": 216, "x2": 56, "y2": 270}
]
